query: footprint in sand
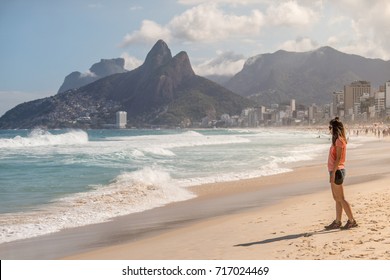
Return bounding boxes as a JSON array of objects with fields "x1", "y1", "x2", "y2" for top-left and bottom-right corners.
[
  {"x1": 372, "y1": 238, "x2": 385, "y2": 242},
  {"x1": 365, "y1": 247, "x2": 375, "y2": 251},
  {"x1": 349, "y1": 254, "x2": 367, "y2": 259}
]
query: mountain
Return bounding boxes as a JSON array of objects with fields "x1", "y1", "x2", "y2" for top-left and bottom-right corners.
[
  {"x1": 0, "y1": 40, "x2": 251, "y2": 129},
  {"x1": 204, "y1": 74, "x2": 233, "y2": 85},
  {"x1": 57, "y1": 58, "x2": 127, "y2": 93},
  {"x1": 224, "y1": 46, "x2": 390, "y2": 105}
]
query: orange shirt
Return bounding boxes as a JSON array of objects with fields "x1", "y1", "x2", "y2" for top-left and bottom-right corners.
[{"x1": 327, "y1": 138, "x2": 346, "y2": 171}]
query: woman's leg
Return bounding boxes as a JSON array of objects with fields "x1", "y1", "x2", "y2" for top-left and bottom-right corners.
[
  {"x1": 331, "y1": 183, "x2": 354, "y2": 221},
  {"x1": 331, "y1": 184, "x2": 343, "y2": 222}
]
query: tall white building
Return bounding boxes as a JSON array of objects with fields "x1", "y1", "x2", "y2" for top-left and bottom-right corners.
[
  {"x1": 116, "y1": 111, "x2": 127, "y2": 129},
  {"x1": 256, "y1": 106, "x2": 266, "y2": 121},
  {"x1": 386, "y1": 81, "x2": 390, "y2": 113},
  {"x1": 375, "y1": 91, "x2": 385, "y2": 115},
  {"x1": 332, "y1": 90, "x2": 344, "y2": 117},
  {"x1": 290, "y1": 99, "x2": 296, "y2": 112}
]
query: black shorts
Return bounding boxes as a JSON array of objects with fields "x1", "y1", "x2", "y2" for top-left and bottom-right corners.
[{"x1": 330, "y1": 169, "x2": 346, "y2": 185}]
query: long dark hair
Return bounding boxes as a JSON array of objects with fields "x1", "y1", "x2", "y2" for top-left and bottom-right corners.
[{"x1": 330, "y1": 117, "x2": 347, "y2": 145}]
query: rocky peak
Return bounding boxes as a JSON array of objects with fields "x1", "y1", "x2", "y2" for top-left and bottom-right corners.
[
  {"x1": 142, "y1": 40, "x2": 173, "y2": 70},
  {"x1": 170, "y1": 51, "x2": 195, "y2": 78},
  {"x1": 90, "y1": 58, "x2": 126, "y2": 77},
  {"x1": 58, "y1": 57, "x2": 127, "y2": 93}
]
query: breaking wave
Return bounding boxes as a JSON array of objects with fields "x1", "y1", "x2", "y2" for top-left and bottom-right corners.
[{"x1": 0, "y1": 129, "x2": 88, "y2": 148}]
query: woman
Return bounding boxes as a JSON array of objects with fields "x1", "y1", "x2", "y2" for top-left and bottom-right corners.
[{"x1": 325, "y1": 117, "x2": 358, "y2": 230}]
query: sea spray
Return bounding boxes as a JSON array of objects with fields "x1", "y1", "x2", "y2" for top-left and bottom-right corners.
[{"x1": 0, "y1": 129, "x2": 88, "y2": 148}]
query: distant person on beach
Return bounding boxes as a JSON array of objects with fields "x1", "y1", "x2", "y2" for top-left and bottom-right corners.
[{"x1": 325, "y1": 117, "x2": 358, "y2": 230}]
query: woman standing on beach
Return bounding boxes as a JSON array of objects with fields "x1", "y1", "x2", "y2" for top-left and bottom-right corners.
[{"x1": 325, "y1": 117, "x2": 358, "y2": 230}]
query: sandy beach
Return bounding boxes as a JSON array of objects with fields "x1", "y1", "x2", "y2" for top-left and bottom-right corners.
[
  {"x1": 1, "y1": 137, "x2": 390, "y2": 260},
  {"x1": 67, "y1": 137, "x2": 390, "y2": 260}
]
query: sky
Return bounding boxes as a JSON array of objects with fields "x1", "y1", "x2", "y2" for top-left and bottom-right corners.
[{"x1": 1, "y1": 0, "x2": 390, "y2": 117}]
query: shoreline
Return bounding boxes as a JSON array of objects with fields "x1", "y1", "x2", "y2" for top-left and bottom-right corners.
[
  {"x1": 68, "y1": 175, "x2": 390, "y2": 260},
  {"x1": 1, "y1": 138, "x2": 390, "y2": 259}
]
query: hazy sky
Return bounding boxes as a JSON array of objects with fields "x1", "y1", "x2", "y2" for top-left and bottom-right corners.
[{"x1": 1, "y1": 0, "x2": 390, "y2": 116}]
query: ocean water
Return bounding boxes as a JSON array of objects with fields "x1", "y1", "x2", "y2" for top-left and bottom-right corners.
[{"x1": 0, "y1": 128, "x2": 330, "y2": 244}]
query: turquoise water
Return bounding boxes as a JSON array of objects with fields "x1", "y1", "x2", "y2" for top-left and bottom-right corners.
[{"x1": 0, "y1": 128, "x2": 329, "y2": 243}]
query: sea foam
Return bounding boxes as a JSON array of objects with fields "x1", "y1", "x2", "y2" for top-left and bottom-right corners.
[
  {"x1": 106, "y1": 130, "x2": 250, "y2": 150},
  {"x1": 0, "y1": 129, "x2": 88, "y2": 148}
]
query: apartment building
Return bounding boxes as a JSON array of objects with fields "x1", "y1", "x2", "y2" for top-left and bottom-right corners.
[
  {"x1": 344, "y1": 81, "x2": 371, "y2": 116},
  {"x1": 332, "y1": 90, "x2": 344, "y2": 117},
  {"x1": 116, "y1": 111, "x2": 127, "y2": 129},
  {"x1": 386, "y1": 81, "x2": 390, "y2": 113}
]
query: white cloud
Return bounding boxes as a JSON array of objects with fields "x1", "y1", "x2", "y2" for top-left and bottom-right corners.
[
  {"x1": 120, "y1": 0, "x2": 390, "y2": 63},
  {"x1": 120, "y1": 52, "x2": 143, "y2": 70},
  {"x1": 266, "y1": 1, "x2": 319, "y2": 27},
  {"x1": 121, "y1": 4, "x2": 264, "y2": 47},
  {"x1": 327, "y1": 0, "x2": 390, "y2": 59},
  {"x1": 121, "y1": 1, "x2": 322, "y2": 49},
  {"x1": 120, "y1": 20, "x2": 172, "y2": 47},
  {"x1": 327, "y1": 36, "x2": 339, "y2": 46},
  {"x1": 79, "y1": 70, "x2": 97, "y2": 78},
  {"x1": 168, "y1": 4, "x2": 264, "y2": 42},
  {"x1": 193, "y1": 51, "x2": 246, "y2": 76},
  {"x1": 278, "y1": 37, "x2": 318, "y2": 52}
]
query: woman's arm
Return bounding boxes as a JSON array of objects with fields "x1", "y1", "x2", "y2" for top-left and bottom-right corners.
[
  {"x1": 330, "y1": 146, "x2": 342, "y2": 183},
  {"x1": 333, "y1": 146, "x2": 343, "y2": 173}
]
